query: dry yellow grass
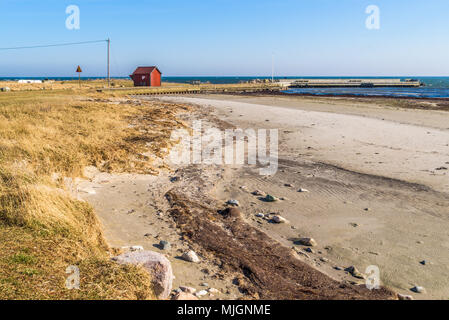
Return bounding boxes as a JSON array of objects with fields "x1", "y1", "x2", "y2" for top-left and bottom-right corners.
[{"x1": 0, "y1": 88, "x2": 191, "y2": 299}]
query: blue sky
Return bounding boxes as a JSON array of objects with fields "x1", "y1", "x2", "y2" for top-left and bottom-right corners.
[{"x1": 1, "y1": 0, "x2": 448, "y2": 77}]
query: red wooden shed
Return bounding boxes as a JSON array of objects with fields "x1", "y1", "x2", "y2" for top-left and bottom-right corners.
[{"x1": 130, "y1": 66, "x2": 162, "y2": 87}]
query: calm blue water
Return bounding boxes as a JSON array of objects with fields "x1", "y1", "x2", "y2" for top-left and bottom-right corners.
[
  {"x1": 163, "y1": 76, "x2": 449, "y2": 98},
  {"x1": 282, "y1": 76, "x2": 449, "y2": 98},
  {"x1": 2, "y1": 76, "x2": 449, "y2": 98}
]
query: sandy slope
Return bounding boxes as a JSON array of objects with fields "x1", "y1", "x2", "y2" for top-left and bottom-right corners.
[{"x1": 154, "y1": 94, "x2": 449, "y2": 299}]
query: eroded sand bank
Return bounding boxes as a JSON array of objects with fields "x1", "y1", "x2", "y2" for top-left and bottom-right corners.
[{"x1": 153, "y1": 94, "x2": 449, "y2": 299}]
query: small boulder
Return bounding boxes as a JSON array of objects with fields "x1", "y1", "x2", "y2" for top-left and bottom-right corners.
[
  {"x1": 181, "y1": 250, "x2": 200, "y2": 263},
  {"x1": 113, "y1": 251, "x2": 174, "y2": 300},
  {"x1": 0, "y1": 87, "x2": 11, "y2": 92}
]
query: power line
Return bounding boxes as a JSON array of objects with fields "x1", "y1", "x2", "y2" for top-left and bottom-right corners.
[
  {"x1": 0, "y1": 40, "x2": 108, "y2": 51},
  {"x1": 0, "y1": 39, "x2": 112, "y2": 87}
]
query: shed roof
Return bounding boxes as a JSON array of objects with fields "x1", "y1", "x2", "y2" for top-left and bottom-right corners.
[{"x1": 131, "y1": 66, "x2": 162, "y2": 75}]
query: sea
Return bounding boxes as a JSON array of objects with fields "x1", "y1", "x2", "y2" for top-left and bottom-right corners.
[{"x1": 2, "y1": 76, "x2": 449, "y2": 98}]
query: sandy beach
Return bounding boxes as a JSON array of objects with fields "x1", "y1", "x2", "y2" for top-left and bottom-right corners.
[{"x1": 156, "y1": 94, "x2": 448, "y2": 299}]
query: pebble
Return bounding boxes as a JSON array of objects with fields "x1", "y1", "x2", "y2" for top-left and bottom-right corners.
[
  {"x1": 172, "y1": 292, "x2": 198, "y2": 300},
  {"x1": 345, "y1": 266, "x2": 365, "y2": 279},
  {"x1": 226, "y1": 199, "x2": 240, "y2": 207},
  {"x1": 200, "y1": 282, "x2": 209, "y2": 287},
  {"x1": 159, "y1": 240, "x2": 171, "y2": 250},
  {"x1": 411, "y1": 286, "x2": 426, "y2": 294},
  {"x1": 298, "y1": 238, "x2": 317, "y2": 247},
  {"x1": 284, "y1": 184, "x2": 294, "y2": 187},
  {"x1": 195, "y1": 290, "x2": 208, "y2": 297},
  {"x1": 272, "y1": 215, "x2": 288, "y2": 224},
  {"x1": 252, "y1": 190, "x2": 265, "y2": 196},
  {"x1": 304, "y1": 248, "x2": 314, "y2": 253},
  {"x1": 397, "y1": 294, "x2": 414, "y2": 300},
  {"x1": 77, "y1": 186, "x2": 97, "y2": 195},
  {"x1": 264, "y1": 194, "x2": 278, "y2": 202},
  {"x1": 334, "y1": 266, "x2": 343, "y2": 271},
  {"x1": 130, "y1": 246, "x2": 144, "y2": 252},
  {"x1": 181, "y1": 250, "x2": 200, "y2": 263},
  {"x1": 255, "y1": 213, "x2": 265, "y2": 218},
  {"x1": 420, "y1": 260, "x2": 427, "y2": 265},
  {"x1": 180, "y1": 286, "x2": 196, "y2": 294},
  {"x1": 208, "y1": 288, "x2": 219, "y2": 294},
  {"x1": 298, "y1": 188, "x2": 309, "y2": 193}
]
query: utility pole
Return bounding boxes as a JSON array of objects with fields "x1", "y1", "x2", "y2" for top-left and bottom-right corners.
[{"x1": 107, "y1": 38, "x2": 110, "y2": 87}]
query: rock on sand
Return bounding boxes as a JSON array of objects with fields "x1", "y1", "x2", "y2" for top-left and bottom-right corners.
[
  {"x1": 172, "y1": 292, "x2": 199, "y2": 300},
  {"x1": 298, "y1": 238, "x2": 317, "y2": 247},
  {"x1": 181, "y1": 250, "x2": 200, "y2": 263},
  {"x1": 272, "y1": 215, "x2": 288, "y2": 224}
]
